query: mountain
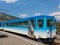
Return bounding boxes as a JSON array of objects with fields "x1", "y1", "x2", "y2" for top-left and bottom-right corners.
[{"x1": 0, "y1": 12, "x2": 20, "y2": 21}]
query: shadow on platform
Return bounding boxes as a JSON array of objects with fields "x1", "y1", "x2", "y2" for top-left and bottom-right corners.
[{"x1": 0, "y1": 35, "x2": 8, "y2": 38}]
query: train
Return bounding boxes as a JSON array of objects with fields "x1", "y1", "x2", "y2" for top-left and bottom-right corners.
[{"x1": 0, "y1": 15, "x2": 56, "y2": 41}]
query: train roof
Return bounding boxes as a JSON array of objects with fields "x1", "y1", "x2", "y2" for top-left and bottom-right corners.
[
  {"x1": 23, "y1": 15, "x2": 54, "y2": 19},
  {"x1": 4, "y1": 15, "x2": 55, "y2": 22}
]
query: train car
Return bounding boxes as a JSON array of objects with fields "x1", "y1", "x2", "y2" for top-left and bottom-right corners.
[{"x1": 0, "y1": 15, "x2": 56, "y2": 41}]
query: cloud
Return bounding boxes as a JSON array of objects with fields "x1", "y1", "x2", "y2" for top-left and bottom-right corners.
[
  {"x1": 19, "y1": 14, "x2": 28, "y2": 18},
  {"x1": 0, "y1": 0, "x2": 18, "y2": 3},
  {"x1": 49, "y1": 12, "x2": 60, "y2": 20},
  {"x1": 49, "y1": 12, "x2": 60, "y2": 16},
  {"x1": 58, "y1": 4, "x2": 60, "y2": 9},
  {"x1": 35, "y1": 13, "x2": 41, "y2": 16}
]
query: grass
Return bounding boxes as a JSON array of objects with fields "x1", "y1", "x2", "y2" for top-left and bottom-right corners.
[
  {"x1": 57, "y1": 23, "x2": 60, "y2": 26},
  {"x1": 57, "y1": 30, "x2": 60, "y2": 33},
  {"x1": 56, "y1": 22, "x2": 60, "y2": 32}
]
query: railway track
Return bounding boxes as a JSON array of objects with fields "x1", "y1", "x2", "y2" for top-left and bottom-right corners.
[
  {"x1": 51, "y1": 42, "x2": 60, "y2": 45},
  {"x1": 52, "y1": 40, "x2": 60, "y2": 45},
  {"x1": 48, "y1": 34, "x2": 60, "y2": 45}
]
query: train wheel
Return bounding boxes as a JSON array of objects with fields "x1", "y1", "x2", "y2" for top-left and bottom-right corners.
[
  {"x1": 37, "y1": 38, "x2": 41, "y2": 42},
  {"x1": 49, "y1": 38, "x2": 54, "y2": 43}
]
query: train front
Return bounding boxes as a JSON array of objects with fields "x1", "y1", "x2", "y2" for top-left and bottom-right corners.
[
  {"x1": 35, "y1": 16, "x2": 56, "y2": 40},
  {"x1": 46, "y1": 18, "x2": 56, "y2": 39}
]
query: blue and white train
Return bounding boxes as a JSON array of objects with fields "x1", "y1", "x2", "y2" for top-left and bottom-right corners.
[{"x1": 0, "y1": 15, "x2": 56, "y2": 40}]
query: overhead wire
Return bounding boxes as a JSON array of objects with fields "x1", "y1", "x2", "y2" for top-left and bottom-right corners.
[
  {"x1": 9, "y1": 0, "x2": 34, "y2": 12},
  {"x1": 10, "y1": 0, "x2": 49, "y2": 14},
  {"x1": 0, "y1": 0, "x2": 49, "y2": 15},
  {"x1": 0, "y1": 9, "x2": 10, "y2": 12},
  {"x1": 0, "y1": 0, "x2": 35, "y2": 14}
]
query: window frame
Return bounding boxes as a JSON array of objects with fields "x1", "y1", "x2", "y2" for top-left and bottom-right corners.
[
  {"x1": 23, "y1": 20, "x2": 28, "y2": 27},
  {"x1": 17, "y1": 21, "x2": 22, "y2": 27},
  {"x1": 38, "y1": 19, "x2": 43, "y2": 28},
  {"x1": 47, "y1": 19, "x2": 55, "y2": 27}
]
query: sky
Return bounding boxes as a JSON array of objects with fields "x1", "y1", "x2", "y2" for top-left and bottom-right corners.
[{"x1": 0, "y1": 0, "x2": 60, "y2": 20}]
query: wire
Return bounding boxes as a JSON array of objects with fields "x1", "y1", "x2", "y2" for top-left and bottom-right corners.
[
  {"x1": 11, "y1": 0, "x2": 49, "y2": 14},
  {"x1": 0, "y1": 0, "x2": 49, "y2": 16},
  {"x1": 9, "y1": 0, "x2": 34, "y2": 12},
  {"x1": 0, "y1": 0, "x2": 32, "y2": 12},
  {"x1": 0, "y1": 9, "x2": 10, "y2": 12}
]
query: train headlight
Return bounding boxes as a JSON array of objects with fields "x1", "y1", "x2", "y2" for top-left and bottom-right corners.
[
  {"x1": 47, "y1": 30, "x2": 49, "y2": 34},
  {"x1": 55, "y1": 30, "x2": 56, "y2": 32},
  {"x1": 54, "y1": 30, "x2": 56, "y2": 34},
  {"x1": 47, "y1": 30, "x2": 49, "y2": 32},
  {"x1": 54, "y1": 29, "x2": 56, "y2": 35}
]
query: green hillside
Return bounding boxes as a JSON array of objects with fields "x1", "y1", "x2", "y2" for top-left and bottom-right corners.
[
  {"x1": 56, "y1": 22, "x2": 60, "y2": 32},
  {"x1": 0, "y1": 12, "x2": 20, "y2": 21}
]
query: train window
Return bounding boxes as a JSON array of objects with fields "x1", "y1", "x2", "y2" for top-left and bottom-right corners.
[
  {"x1": 6, "y1": 23, "x2": 9, "y2": 26},
  {"x1": 23, "y1": 21, "x2": 28, "y2": 26},
  {"x1": 38, "y1": 19, "x2": 43, "y2": 27},
  {"x1": 9, "y1": 23, "x2": 11, "y2": 26},
  {"x1": 17, "y1": 21, "x2": 22, "y2": 26},
  {"x1": 13, "y1": 22, "x2": 17, "y2": 26},
  {"x1": 6, "y1": 23, "x2": 11, "y2": 26},
  {"x1": 6, "y1": 22, "x2": 17, "y2": 26},
  {"x1": 11, "y1": 22, "x2": 14, "y2": 26},
  {"x1": 0, "y1": 23, "x2": 2, "y2": 26},
  {"x1": 47, "y1": 19, "x2": 54, "y2": 27}
]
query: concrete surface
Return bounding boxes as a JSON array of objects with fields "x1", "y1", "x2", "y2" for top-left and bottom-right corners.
[{"x1": 0, "y1": 31, "x2": 45, "y2": 45}]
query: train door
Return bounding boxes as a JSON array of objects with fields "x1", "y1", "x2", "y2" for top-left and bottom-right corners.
[
  {"x1": 28, "y1": 19, "x2": 35, "y2": 38},
  {"x1": 36, "y1": 19, "x2": 44, "y2": 38},
  {"x1": 47, "y1": 19, "x2": 54, "y2": 38},
  {"x1": 49, "y1": 26, "x2": 52, "y2": 38}
]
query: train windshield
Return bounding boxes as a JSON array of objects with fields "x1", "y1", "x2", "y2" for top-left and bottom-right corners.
[
  {"x1": 38, "y1": 19, "x2": 43, "y2": 28},
  {"x1": 47, "y1": 19, "x2": 55, "y2": 27}
]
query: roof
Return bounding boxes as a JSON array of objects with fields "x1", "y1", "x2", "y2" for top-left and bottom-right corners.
[
  {"x1": 4, "y1": 15, "x2": 55, "y2": 22},
  {"x1": 22, "y1": 15, "x2": 55, "y2": 20}
]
